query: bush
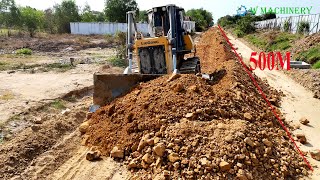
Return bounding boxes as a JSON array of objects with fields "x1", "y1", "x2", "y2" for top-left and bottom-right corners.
[
  {"x1": 234, "y1": 29, "x2": 245, "y2": 37},
  {"x1": 16, "y1": 48, "x2": 32, "y2": 55},
  {"x1": 108, "y1": 56, "x2": 127, "y2": 67},
  {"x1": 297, "y1": 21, "x2": 310, "y2": 34},
  {"x1": 236, "y1": 15, "x2": 256, "y2": 35},
  {"x1": 114, "y1": 31, "x2": 126, "y2": 45},
  {"x1": 105, "y1": 34, "x2": 115, "y2": 44},
  {"x1": 283, "y1": 20, "x2": 291, "y2": 32}
]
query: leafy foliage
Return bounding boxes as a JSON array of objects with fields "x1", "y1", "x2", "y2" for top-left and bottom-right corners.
[
  {"x1": 20, "y1": 6, "x2": 44, "y2": 37},
  {"x1": 186, "y1": 8, "x2": 213, "y2": 31},
  {"x1": 0, "y1": 0, "x2": 21, "y2": 29},
  {"x1": 283, "y1": 20, "x2": 291, "y2": 32},
  {"x1": 297, "y1": 21, "x2": 310, "y2": 34},
  {"x1": 137, "y1": 10, "x2": 147, "y2": 22},
  {"x1": 16, "y1": 48, "x2": 32, "y2": 55},
  {"x1": 54, "y1": 0, "x2": 81, "y2": 33},
  {"x1": 81, "y1": 3, "x2": 97, "y2": 22},
  {"x1": 104, "y1": 0, "x2": 138, "y2": 23}
]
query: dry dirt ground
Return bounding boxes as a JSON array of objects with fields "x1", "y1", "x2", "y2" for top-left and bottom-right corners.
[
  {"x1": 0, "y1": 34, "x2": 123, "y2": 124},
  {"x1": 227, "y1": 32, "x2": 320, "y2": 179}
]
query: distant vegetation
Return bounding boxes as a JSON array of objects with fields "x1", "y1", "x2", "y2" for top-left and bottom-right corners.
[
  {"x1": 16, "y1": 48, "x2": 32, "y2": 55},
  {"x1": 0, "y1": 0, "x2": 213, "y2": 37},
  {"x1": 186, "y1": 8, "x2": 213, "y2": 31},
  {"x1": 217, "y1": 12, "x2": 276, "y2": 37}
]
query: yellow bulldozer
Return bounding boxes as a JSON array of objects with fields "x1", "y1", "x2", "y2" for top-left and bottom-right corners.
[{"x1": 93, "y1": 4, "x2": 200, "y2": 106}]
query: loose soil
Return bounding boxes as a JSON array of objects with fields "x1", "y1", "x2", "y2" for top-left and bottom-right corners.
[{"x1": 83, "y1": 27, "x2": 309, "y2": 179}]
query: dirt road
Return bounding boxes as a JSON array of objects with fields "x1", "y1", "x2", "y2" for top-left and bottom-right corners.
[{"x1": 227, "y1": 33, "x2": 320, "y2": 179}]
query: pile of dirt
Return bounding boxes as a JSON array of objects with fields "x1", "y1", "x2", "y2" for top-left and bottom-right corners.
[
  {"x1": 83, "y1": 27, "x2": 309, "y2": 179},
  {"x1": 284, "y1": 69, "x2": 320, "y2": 99}
]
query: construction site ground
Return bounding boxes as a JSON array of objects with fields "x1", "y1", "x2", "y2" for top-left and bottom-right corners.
[{"x1": 0, "y1": 28, "x2": 319, "y2": 179}]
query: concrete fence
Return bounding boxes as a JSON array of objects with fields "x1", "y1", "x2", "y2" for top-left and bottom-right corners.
[
  {"x1": 70, "y1": 22, "x2": 149, "y2": 35},
  {"x1": 254, "y1": 13, "x2": 320, "y2": 35},
  {"x1": 70, "y1": 21, "x2": 196, "y2": 35}
]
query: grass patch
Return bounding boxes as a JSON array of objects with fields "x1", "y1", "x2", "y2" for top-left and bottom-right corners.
[
  {"x1": 297, "y1": 45, "x2": 320, "y2": 65},
  {"x1": 50, "y1": 100, "x2": 66, "y2": 110},
  {"x1": 245, "y1": 34, "x2": 268, "y2": 50},
  {"x1": 0, "y1": 91, "x2": 15, "y2": 101},
  {"x1": 107, "y1": 56, "x2": 127, "y2": 68},
  {"x1": 266, "y1": 32, "x2": 301, "y2": 52},
  {"x1": 313, "y1": 60, "x2": 320, "y2": 69},
  {"x1": 45, "y1": 63, "x2": 74, "y2": 72},
  {"x1": 16, "y1": 48, "x2": 33, "y2": 55}
]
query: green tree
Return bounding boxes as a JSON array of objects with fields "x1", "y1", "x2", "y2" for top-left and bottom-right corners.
[
  {"x1": 54, "y1": 0, "x2": 81, "y2": 33},
  {"x1": 137, "y1": 10, "x2": 147, "y2": 22},
  {"x1": 186, "y1": 8, "x2": 213, "y2": 31},
  {"x1": 81, "y1": 3, "x2": 96, "y2": 22},
  {"x1": 20, "y1": 6, "x2": 44, "y2": 37},
  {"x1": 96, "y1": 12, "x2": 105, "y2": 22},
  {"x1": 104, "y1": 0, "x2": 138, "y2": 23},
  {"x1": 0, "y1": 0, "x2": 21, "y2": 28},
  {"x1": 44, "y1": 8, "x2": 56, "y2": 33}
]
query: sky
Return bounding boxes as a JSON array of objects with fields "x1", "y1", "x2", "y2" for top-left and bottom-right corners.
[{"x1": 15, "y1": 0, "x2": 320, "y2": 21}]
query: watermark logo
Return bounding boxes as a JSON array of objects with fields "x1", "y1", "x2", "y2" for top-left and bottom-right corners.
[
  {"x1": 249, "y1": 6, "x2": 313, "y2": 15},
  {"x1": 237, "y1": 5, "x2": 248, "y2": 16}
]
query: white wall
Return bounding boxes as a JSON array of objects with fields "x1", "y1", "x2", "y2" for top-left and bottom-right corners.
[{"x1": 70, "y1": 22, "x2": 149, "y2": 35}]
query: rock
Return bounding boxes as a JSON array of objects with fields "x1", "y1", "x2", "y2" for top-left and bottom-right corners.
[
  {"x1": 265, "y1": 147, "x2": 272, "y2": 155},
  {"x1": 219, "y1": 161, "x2": 231, "y2": 171},
  {"x1": 110, "y1": 146, "x2": 124, "y2": 158},
  {"x1": 173, "y1": 83, "x2": 184, "y2": 92},
  {"x1": 61, "y1": 108, "x2": 71, "y2": 115},
  {"x1": 154, "y1": 143, "x2": 166, "y2": 157},
  {"x1": 299, "y1": 117, "x2": 309, "y2": 125},
  {"x1": 296, "y1": 134, "x2": 307, "y2": 144},
  {"x1": 188, "y1": 85, "x2": 199, "y2": 92},
  {"x1": 185, "y1": 113, "x2": 194, "y2": 119},
  {"x1": 236, "y1": 132, "x2": 245, "y2": 139},
  {"x1": 137, "y1": 138, "x2": 148, "y2": 152},
  {"x1": 146, "y1": 138, "x2": 154, "y2": 146},
  {"x1": 310, "y1": 149, "x2": 320, "y2": 161},
  {"x1": 154, "y1": 174, "x2": 166, "y2": 180},
  {"x1": 86, "y1": 150, "x2": 101, "y2": 161},
  {"x1": 168, "y1": 152, "x2": 180, "y2": 162},
  {"x1": 154, "y1": 137, "x2": 160, "y2": 144},
  {"x1": 262, "y1": 139, "x2": 273, "y2": 147},
  {"x1": 142, "y1": 153, "x2": 153, "y2": 164},
  {"x1": 81, "y1": 135, "x2": 89, "y2": 146},
  {"x1": 244, "y1": 137, "x2": 255, "y2": 147},
  {"x1": 167, "y1": 73, "x2": 181, "y2": 82},
  {"x1": 237, "y1": 169, "x2": 248, "y2": 180},
  {"x1": 128, "y1": 159, "x2": 138, "y2": 169},
  {"x1": 243, "y1": 113, "x2": 252, "y2": 121},
  {"x1": 79, "y1": 121, "x2": 90, "y2": 133},
  {"x1": 31, "y1": 125, "x2": 41, "y2": 132},
  {"x1": 225, "y1": 135, "x2": 233, "y2": 143},
  {"x1": 173, "y1": 162, "x2": 180, "y2": 170}
]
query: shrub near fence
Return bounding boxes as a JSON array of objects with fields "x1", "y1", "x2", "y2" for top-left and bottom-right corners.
[{"x1": 255, "y1": 13, "x2": 320, "y2": 35}]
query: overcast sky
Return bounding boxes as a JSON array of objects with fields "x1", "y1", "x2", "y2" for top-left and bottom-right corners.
[{"x1": 15, "y1": 0, "x2": 320, "y2": 21}]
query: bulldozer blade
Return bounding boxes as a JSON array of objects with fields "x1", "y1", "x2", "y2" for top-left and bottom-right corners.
[{"x1": 93, "y1": 73, "x2": 162, "y2": 106}]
